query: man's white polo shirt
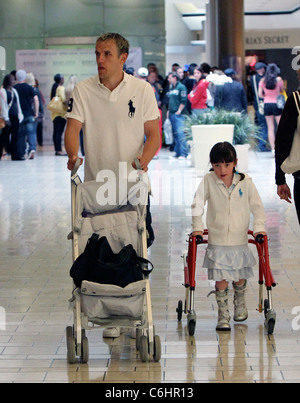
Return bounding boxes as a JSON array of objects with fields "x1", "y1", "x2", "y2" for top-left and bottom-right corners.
[{"x1": 66, "y1": 72, "x2": 160, "y2": 182}]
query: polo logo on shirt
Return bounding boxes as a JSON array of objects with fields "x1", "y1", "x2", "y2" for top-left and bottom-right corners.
[
  {"x1": 239, "y1": 188, "x2": 243, "y2": 197},
  {"x1": 128, "y1": 98, "x2": 136, "y2": 118}
]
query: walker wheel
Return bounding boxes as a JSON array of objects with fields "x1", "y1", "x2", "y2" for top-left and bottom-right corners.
[
  {"x1": 176, "y1": 300, "x2": 183, "y2": 322},
  {"x1": 264, "y1": 299, "x2": 270, "y2": 318},
  {"x1": 266, "y1": 318, "x2": 275, "y2": 335},
  {"x1": 188, "y1": 319, "x2": 196, "y2": 336}
]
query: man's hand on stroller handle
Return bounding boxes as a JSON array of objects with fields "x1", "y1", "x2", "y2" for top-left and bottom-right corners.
[
  {"x1": 68, "y1": 155, "x2": 83, "y2": 172},
  {"x1": 132, "y1": 156, "x2": 148, "y2": 172}
]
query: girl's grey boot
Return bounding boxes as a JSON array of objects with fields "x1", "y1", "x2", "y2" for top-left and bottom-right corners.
[
  {"x1": 233, "y1": 280, "x2": 248, "y2": 322},
  {"x1": 208, "y1": 288, "x2": 231, "y2": 331}
]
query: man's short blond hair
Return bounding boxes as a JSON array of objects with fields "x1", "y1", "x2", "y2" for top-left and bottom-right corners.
[{"x1": 96, "y1": 33, "x2": 130, "y2": 56}]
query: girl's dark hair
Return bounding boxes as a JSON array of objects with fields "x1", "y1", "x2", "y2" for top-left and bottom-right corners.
[
  {"x1": 265, "y1": 63, "x2": 280, "y2": 90},
  {"x1": 209, "y1": 142, "x2": 245, "y2": 180}
]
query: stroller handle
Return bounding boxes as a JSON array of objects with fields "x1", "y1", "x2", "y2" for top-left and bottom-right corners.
[
  {"x1": 71, "y1": 158, "x2": 82, "y2": 176},
  {"x1": 133, "y1": 158, "x2": 142, "y2": 171}
]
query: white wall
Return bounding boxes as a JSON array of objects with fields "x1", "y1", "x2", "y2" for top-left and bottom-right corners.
[{"x1": 165, "y1": 3, "x2": 208, "y2": 73}]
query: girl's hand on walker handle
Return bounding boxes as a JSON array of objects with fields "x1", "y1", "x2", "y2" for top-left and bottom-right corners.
[
  {"x1": 254, "y1": 232, "x2": 267, "y2": 243},
  {"x1": 192, "y1": 231, "x2": 204, "y2": 244}
]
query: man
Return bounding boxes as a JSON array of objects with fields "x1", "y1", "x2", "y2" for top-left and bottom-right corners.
[
  {"x1": 137, "y1": 67, "x2": 148, "y2": 81},
  {"x1": 14, "y1": 69, "x2": 39, "y2": 160},
  {"x1": 65, "y1": 33, "x2": 159, "y2": 179},
  {"x1": 64, "y1": 33, "x2": 160, "y2": 338},
  {"x1": 250, "y1": 62, "x2": 269, "y2": 151},
  {"x1": 215, "y1": 68, "x2": 247, "y2": 113},
  {"x1": 167, "y1": 72, "x2": 188, "y2": 159}
]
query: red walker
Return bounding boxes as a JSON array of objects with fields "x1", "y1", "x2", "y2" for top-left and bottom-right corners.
[{"x1": 176, "y1": 230, "x2": 277, "y2": 335}]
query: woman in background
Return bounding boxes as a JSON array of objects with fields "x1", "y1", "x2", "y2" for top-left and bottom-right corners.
[
  {"x1": 258, "y1": 63, "x2": 284, "y2": 153},
  {"x1": 50, "y1": 74, "x2": 67, "y2": 156}
]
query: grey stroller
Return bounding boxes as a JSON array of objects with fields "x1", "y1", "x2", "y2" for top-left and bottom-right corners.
[{"x1": 66, "y1": 159, "x2": 161, "y2": 363}]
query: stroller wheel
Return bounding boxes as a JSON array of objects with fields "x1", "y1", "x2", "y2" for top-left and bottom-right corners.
[
  {"x1": 136, "y1": 329, "x2": 143, "y2": 351},
  {"x1": 139, "y1": 335, "x2": 149, "y2": 362},
  {"x1": 81, "y1": 332, "x2": 89, "y2": 364},
  {"x1": 153, "y1": 335, "x2": 161, "y2": 362},
  {"x1": 66, "y1": 326, "x2": 76, "y2": 364}
]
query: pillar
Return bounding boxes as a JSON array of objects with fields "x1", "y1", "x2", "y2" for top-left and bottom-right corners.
[{"x1": 206, "y1": 0, "x2": 245, "y2": 83}]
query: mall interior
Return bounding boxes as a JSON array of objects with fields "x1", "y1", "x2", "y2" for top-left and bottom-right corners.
[{"x1": 1, "y1": 0, "x2": 300, "y2": 384}]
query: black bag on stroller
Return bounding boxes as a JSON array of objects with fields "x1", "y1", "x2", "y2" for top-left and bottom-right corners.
[{"x1": 70, "y1": 234, "x2": 153, "y2": 288}]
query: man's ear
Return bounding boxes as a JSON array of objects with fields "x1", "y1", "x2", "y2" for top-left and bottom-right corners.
[{"x1": 120, "y1": 53, "x2": 128, "y2": 65}]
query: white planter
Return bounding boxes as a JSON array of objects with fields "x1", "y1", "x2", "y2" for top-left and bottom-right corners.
[
  {"x1": 235, "y1": 143, "x2": 250, "y2": 173},
  {"x1": 192, "y1": 124, "x2": 234, "y2": 176}
]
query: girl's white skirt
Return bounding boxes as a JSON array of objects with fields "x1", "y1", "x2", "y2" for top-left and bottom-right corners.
[{"x1": 203, "y1": 244, "x2": 256, "y2": 282}]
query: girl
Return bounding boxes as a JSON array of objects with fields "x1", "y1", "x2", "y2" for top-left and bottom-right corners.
[{"x1": 191, "y1": 142, "x2": 266, "y2": 331}]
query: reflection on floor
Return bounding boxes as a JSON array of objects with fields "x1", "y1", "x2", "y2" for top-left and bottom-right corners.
[{"x1": 0, "y1": 146, "x2": 300, "y2": 383}]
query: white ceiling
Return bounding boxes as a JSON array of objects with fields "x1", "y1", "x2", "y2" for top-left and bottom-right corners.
[
  {"x1": 166, "y1": 1, "x2": 300, "y2": 30},
  {"x1": 165, "y1": 0, "x2": 300, "y2": 14}
]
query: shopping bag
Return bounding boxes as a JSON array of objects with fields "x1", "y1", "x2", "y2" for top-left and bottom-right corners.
[
  {"x1": 276, "y1": 94, "x2": 286, "y2": 109},
  {"x1": 70, "y1": 234, "x2": 153, "y2": 288},
  {"x1": 163, "y1": 118, "x2": 173, "y2": 145},
  {"x1": 47, "y1": 95, "x2": 67, "y2": 114}
]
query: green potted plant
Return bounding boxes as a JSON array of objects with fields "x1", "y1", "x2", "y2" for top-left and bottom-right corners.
[
  {"x1": 185, "y1": 109, "x2": 262, "y2": 173},
  {"x1": 186, "y1": 109, "x2": 261, "y2": 145}
]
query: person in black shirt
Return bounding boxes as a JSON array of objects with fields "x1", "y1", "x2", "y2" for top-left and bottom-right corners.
[
  {"x1": 275, "y1": 70, "x2": 300, "y2": 224},
  {"x1": 14, "y1": 70, "x2": 39, "y2": 159}
]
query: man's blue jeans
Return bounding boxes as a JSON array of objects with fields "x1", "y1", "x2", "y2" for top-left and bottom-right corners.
[
  {"x1": 19, "y1": 116, "x2": 37, "y2": 157},
  {"x1": 169, "y1": 113, "x2": 188, "y2": 158}
]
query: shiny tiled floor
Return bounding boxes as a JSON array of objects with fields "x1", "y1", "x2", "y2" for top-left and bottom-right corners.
[{"x1": 0, "y1": 145, "x2": 300, "y2": 383}]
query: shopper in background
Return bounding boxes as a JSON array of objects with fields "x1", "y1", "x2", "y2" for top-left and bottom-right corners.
[
  {"x1": 50, "y1": 74, "x2": 67, "y2": 156},
  {"x1": 14, "y1": 69, "x2": 39, "y2": 160},
  {"x1": 258, "y1": 63, "x2": 284, "y2": 154}
]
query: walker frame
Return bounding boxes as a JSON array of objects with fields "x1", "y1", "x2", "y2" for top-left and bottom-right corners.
[{"x1": 176, "y1": 230, "x2": 277, "y2": 335}]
